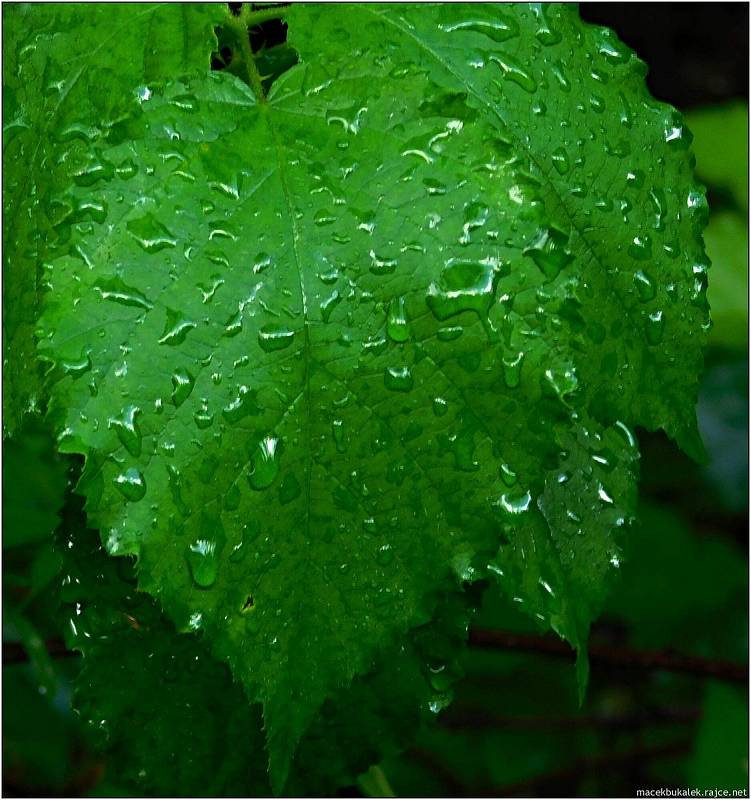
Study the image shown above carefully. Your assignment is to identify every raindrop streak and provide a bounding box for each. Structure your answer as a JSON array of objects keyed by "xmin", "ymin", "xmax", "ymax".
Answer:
[
  {"xmin": 440, "ymin": 16, "xmax": 519, "ymax": 43},
  {"xmin": 386, "ymin": 297, "xmax": 410, "ymax": 343},
  {"xmin": 108, "ymin": 405, "xmax": 142, "ymax": 457},
  {"xmin": 258, "ymin": 325, "xmax": 295, "ymax": 352},
  {"xmin": 186, "ymin": 539, "xmax": 219, "ymax": 588},
  {"xmin": 248, "ymin": 436, "xmax": 281, "ymax": 490},
  {"xmin": 113, "ymin": 467, "xmax": 146, "ymax": 502},
  {"xmin": 384, "ymin": 366, "xmax": 414, "ymax": 392},
  {"xmin": 126, "ymin": 213, "xmax": 177, "ymax": 253}
]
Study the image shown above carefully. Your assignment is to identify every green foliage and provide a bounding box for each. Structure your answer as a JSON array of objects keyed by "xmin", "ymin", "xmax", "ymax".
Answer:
[{"xmin": 3, "ymin": 3, "xmax": 715, "ymax": 794}]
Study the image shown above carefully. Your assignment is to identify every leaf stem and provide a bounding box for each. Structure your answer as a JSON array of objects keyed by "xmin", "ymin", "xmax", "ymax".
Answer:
[
  {"xmin": 225, "ymin": 14, "xmax": 267, "ymax": 103},
  {"xmin": 240, "ymin": 5, "xmax": 289, "ymax": 27}
]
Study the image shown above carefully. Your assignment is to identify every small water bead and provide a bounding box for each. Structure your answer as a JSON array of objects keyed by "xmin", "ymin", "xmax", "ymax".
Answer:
[
  {"xmin": 633, "ymin": 270, "xmax": 656, "ymax": 302},
  {"xmin": 62, "ymin": 351, "xmax": 93, "ymax": 378},
  {"xmin": 108, "ymin": 405, "xmax": 142, "ymax": 457},
  {"xmin": 257, "ymin": 325, "xmax": 295, "ymax": 353},
  {"xmin": 171, "ymin": 369, "xmax": 195, "ymax": 407},
  {"xmin": 186, "ymin": 539, "xmax": 219, "ymax": 588},
  {"xmin": 502, "ymin": 351, "xmax": 524, "ymax": 389},
  {"xmin": 499, "ymin": 463, "xmax": 517, "ymax": 487},
  {"xmin": 113, "ymin": 467, "xmax": 146, "ymax": 502},
  {"xmin": 437, "ymin": 326, "xmax": 463, "ymax": 341},
  {"xmin": 386, "ymin": 296, "xmax": 410, "ymax": 343},
  {"xmin": 551, "ymin": 146, "xmax": 570, "ymax": 175},
  {"xmin": 332, "ymin": 419, "xmax": 346, "ymax": 452},
  {"xmin": 193, "ymin": 399, "xmax": 214, "ymax": 429},
  {"xmin": 384, "ymin": 365, "xmax": 414, "ymax": 392},
  {"xmin": 645, "ymin": 310, "xmax": 665, "ymax": 345},
  {"xmin": 628, "ymin": 235, "xmax": 652, "ymax": 261},
  {"xmin": 376, "ymin": 543, "xmax": 394, "ymax": 567},
  {"xmin": 369, "ymin": 250, "xmax": 398, "ymax": 275},
  {"xmin": 248, "ymin": 436, "xmax": 281, "ymax": 490},
  {"xmin": 432, "ymin": 396, "xmax": 448, "ymax": 416}
]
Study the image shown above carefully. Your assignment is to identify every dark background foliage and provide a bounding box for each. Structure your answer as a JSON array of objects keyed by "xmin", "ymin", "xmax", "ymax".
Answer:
[{"xmin": 3, "ymin": 4, "xmax": 748, "ymax": 797}]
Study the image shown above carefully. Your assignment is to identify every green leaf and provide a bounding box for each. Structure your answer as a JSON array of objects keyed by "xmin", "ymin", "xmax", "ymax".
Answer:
[
  {"xmin": 2, "ymin": 3, "xmax": 224, "ymax": 435},
  {"xmin": 15, "ymin": 3, "xmax": 709, "ymax": 788}
]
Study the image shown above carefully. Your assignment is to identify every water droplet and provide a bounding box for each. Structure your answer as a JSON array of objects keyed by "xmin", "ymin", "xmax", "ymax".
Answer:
[
  {"xmin": 544, "ymin": 366, "xmax": 578, "ymax": 399},
  {"xmin": 646, "ymin": 310, "xmax": 664, "ymax": 345},
  {"xmin": 502, "ymin": 351, "xmax": 524, "ymax": 389},
  {"xmin": 95, "ymin": 277, "xmax": 152, "ymax": 310},
  {"xmin": 386, "ymin": 296, "xmax": 410, "ymax": 343},
  {"xmin": 628, "ymin": 235, "xmax": 652, "ymax": 261},
  {"xmin": 126, "ymin": 213, "xmax": 176, "ymax": 253},
  {"xmin": 159, "ymin": 309, "xmax": 195, "ymax": 346},
  {"xmin": 498, "ymin": 489, "xmax": 531, "ymax": 515},
  {"xmin": 194, "ymin": 399, "xmax": 214, "ymax": 429},
  {"xmin": 523, "ymin": 227, "xmax": 573, "ymax": 280},
  {"xmin": 426, "ymin": 258, "xmax": 500, "ymax": 321},
  {"xmin": 222, "ymin": 386, "xmax": 259, "ymax": 424},
  {"xmin": 433, "ymin": 397, "xmax": 448, "ymax": 416},
  {"xmin": 320, "ymin": 290, "xmax": 342, "ymax": 322},
  {"xmin": 489, "ymin": 54, "xmax": 537, "ymax": 92},
  {"xmin": 171, "ymin": 369, "xmax": 195, "ymax": 407},
  {"xmin": 369, "ymin": 250, "xmax": 398, "ymax": 275},
  {"xmin": 441, "ymin": 16, "xmax": 519, "ymax": 43},
  {"xmin": 551, "ymin": 146, "xmax": 570, "ymax": 175},
  {"xmin": 258, "ymin": 325, "xmax": 295, "ymax": 352},
  {"xmin": 113, "ymin": 467, "xmax": 146, "ymax": 502},
  {"xmin": 186, "ymin": 538, "xmax": 219, "ymax": 588},
  {"xmin": 633, "ymin": 270, "xmax": 656, "ymax": 302},
  {"xmin": 500, "ymin": 463, "xmax": 517, "ymax": 487},
  {"xmin": 459, "ymin": 201, "xmax": 489, "ymax": 244},
  {"xmin": 376, "ymin": 543, "xmax": 394, "ymax": 566},
  {"xmin": 248, "ymin": 436, "xmax": 281, "ymax": 490},
  {"xmin": 384, "ymin": 366, "xmax": 414, "ymax": 392},
  {"xmin": 108, "ymin": 405, "xmax": 142, "ymax": 457},
  {"xmin": 332, "ymin": 419, "xmax": 346, "ymax": 452}
]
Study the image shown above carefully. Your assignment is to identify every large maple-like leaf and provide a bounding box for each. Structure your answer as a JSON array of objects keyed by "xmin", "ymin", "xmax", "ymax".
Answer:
[{"xmin": 5, "ymin": 3, "xmax": 709, "ymax": 789}]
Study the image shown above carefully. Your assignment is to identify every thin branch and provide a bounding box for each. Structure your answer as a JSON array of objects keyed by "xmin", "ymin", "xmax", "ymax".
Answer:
[{"xmin": 469, "ymin": 628, "xmax": 749, "ymax": 685}]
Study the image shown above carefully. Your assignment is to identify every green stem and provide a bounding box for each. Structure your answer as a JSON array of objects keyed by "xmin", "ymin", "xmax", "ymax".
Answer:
[
  {"xmin": 358, "ymin": 765, "xmax": 395, "ymax": 798},
  {"xmin": 225, "ymin": 15, "xmax": 266, "ymax": 103},
  {"xmin": 241, "ymin": 5, "xmax": 289, "ymax": 27}
]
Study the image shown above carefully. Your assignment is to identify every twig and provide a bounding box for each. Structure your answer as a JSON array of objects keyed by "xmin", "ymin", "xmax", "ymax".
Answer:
[{"xmin": 469, "ymin": 628, "xmax": 748, "ymax": 685}]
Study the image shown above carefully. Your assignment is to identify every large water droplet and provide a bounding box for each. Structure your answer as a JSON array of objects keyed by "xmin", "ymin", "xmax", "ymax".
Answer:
[
  {"xmin": 386, "ymin": 297, "xmax": 410, "ymax": 343},
  {"xmin": 108, "ymin": 405, "xmax": 142, "ymax": 457},
  {"xmin": 222, "ymin": 386, "xmax": 259, "ymax": 424},
  {"xmin": 384, "ymin": 366, "xmax": 414, "ymax": 392},
  {"xmin": 95, "ymin": 277, "xmax": 152, "ymax": 310},
  {"xmin": 126, "ymin": 213, "xmax": 176, "ymax": 253},
  {"xmin": 159, "ymin": 309, "xmax": 195, "ymax": 346},
  {"xmin": 258, "ymin": 325, "xmax": 295, "ymax": 352},
  {"xmin": 186, "ymin": 538, "xmax": 219, "ymax": 588},
  {"xmin": 171, "ymin": 369, "xmax": 195, "ymax": 407},
  {"xmin": 523, "ymin": 227, "xmax": 573, "ymax": 280},
  {"xmin": 113, "ymin": 467, "xmax": 146, "ymax": 501},
  {"xmin": 426, "ymin": 258, "xmax": 499, "ymax": 321},
  {"xmin": 248, "ymin": 436, "xmax": 281, "ymax": 490}
]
